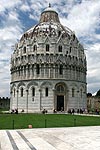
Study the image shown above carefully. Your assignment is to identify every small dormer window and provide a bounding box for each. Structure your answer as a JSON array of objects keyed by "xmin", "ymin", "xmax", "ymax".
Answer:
[
  {"xmin": 33, "ymin": 45, "xmax": 37, "ymax": 51},
  {"xmin": 73, "ymin": 34, "xmax": 75, "ymax": 41},
  {"xmin": 66, "ymin": 51, "xmax": 68, "ymax": 54},
  {"xmin": 23, "ymin": 47, "xmax": 26, "ymax": 53},
  {"xmin": 46, "ymin": 44, "xmax": 49, "ymax": 51},
  {"xmin": 58, "ymin": 45, "xmax": 62, "ymax": 52},
  {"xmin": 58, "ymin": 31, "xmax": 61, "ymax": 37}
]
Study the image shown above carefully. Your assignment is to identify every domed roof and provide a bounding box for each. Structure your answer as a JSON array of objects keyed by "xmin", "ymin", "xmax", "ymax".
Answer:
[{"xmin": 20, "ymin": 5, "xmax": 73, "ymax": 41}]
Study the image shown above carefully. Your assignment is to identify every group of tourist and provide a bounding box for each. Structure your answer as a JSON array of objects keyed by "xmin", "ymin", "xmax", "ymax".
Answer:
[
  {"xmin": 68, "ymin": 108, "xmax": 85, "ymax": 114},
  {"xmin": 11, "ymin": 108, "xmax": 18, "ymax": 114}
]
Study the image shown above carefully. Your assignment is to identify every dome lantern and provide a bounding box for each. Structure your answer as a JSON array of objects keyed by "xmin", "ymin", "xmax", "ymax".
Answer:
[{"xmin": 39, "ymin": 4, "xmax": 60, "ymax": 23}]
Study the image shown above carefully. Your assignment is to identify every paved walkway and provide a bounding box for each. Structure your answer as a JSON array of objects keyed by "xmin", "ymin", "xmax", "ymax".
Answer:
[{"xmin": 0, "ymin": 126, "xmax": 100, "ymax": 150}]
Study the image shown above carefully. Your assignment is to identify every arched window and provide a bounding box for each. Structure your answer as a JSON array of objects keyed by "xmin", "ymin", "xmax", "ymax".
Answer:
[
  {"xmin": 23, "ymin": 47, "xmax": 26, "ymax": 53},
  {"xmin": 24, "ymin": 66, "xmax": 26, "ymax": 76},
  {"xmin": 70, "ymin": 47, "xmax": 72, "ymax": 53},
  {"xmin": 45, "ymin": 87, "xmax": 48, "ymax": 97},
  {"xmin": 28, "ymin": 65, "xmax": 30, "ymax": 77},
  {"xmin": 66, "ymin": 51, "xmax": 68, "ymax": 54},
  {"xmin": 80, "ymin": 89, "xmax": 82, "ymax": 98},
  {"xmin": 72, "ymin": 88, "xmax": 75, "ymax": 97},
  {"xmin": 18, "ymin": 67, "xmax": 20, "ymax": 76},
  {"xmin": 73, "ymin": 34, "xmax": 75, "ymax": 41},
  {"xmin": 32, "ymin": 87, "xmax": 35, "ymax": 97},
  {"xmin": 33, "ymin": 45, "xmax": 37, "ymax": 51},
  {"xmin": 46, "ymin": 44, "xmax": 49, "ymax": 51},
  {"xmin": 21, "ymin": 88, "xmax": 23, "ymax": 97},
  {"xmin": 59, "ymin": 65, "xmax": 63, "ymax": 75},
  {"xmin": 58, "ymin": 45, "xmax": 62, "ymax": 52},
  {"xmin": 14, "ymin": 88, "xmax": 15, "ymax": 97},
  {"xmin": 36, "ymin": 64, "xmax": 40, "ymax": 74}
]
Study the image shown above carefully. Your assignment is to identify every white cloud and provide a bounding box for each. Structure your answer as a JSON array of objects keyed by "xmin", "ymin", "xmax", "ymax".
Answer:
[
  {"xmin": 8, "ymin": 11, "xmax": 19, "ymax": 21},
  {"xmin": 20, "ymin": 2, "xmax": 30, "ymax": 12},
  {"xmin": 0, "ymin": 0, "xmax": 22, "ymax": 12},
  {"xmin": 0, "ymin": 1, "xmax": 24, "ymax": 97},
  {"xmin": 59, "ymin": 0, "xmax": 100, "ymax": 94},
  {"xmin": 60, "ymin": 1, "xmax": 100, "ymax": 38},
  {"xmin": 86, "ymin": 42, "xmax": 100, "ymax": 93}
]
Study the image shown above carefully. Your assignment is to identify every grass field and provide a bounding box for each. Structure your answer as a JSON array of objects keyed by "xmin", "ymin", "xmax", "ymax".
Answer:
[{"xmin": 0, "ymin": 113, "xmax": 100, "ymax": 129}]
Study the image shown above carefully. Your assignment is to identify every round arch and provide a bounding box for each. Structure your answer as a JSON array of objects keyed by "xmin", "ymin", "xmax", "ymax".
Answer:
[
  {"xmin": 54, "ymin": 82, "xmax": 68, "ymax": 111},
  {"xmin": 27, "ymin": 81, "xmax": 38, "ymax": 90},
  {"xmin": 40, "ymin": 81, "xmax": 52, "ymax": 88},
  {"xmin": 17, "ymin": 82, "xmax": 26, "ymax": 89}
]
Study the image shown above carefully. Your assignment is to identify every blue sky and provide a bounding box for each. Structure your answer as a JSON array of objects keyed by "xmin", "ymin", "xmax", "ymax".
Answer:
[{"xmin": 0, "ymin": 0, "xmax": 100, "ymax": 97}]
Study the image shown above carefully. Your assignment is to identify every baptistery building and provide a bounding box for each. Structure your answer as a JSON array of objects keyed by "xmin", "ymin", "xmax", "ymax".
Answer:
[{"xmin": 10, "ymin": 5, "xmax": 87, "ymax": 113}]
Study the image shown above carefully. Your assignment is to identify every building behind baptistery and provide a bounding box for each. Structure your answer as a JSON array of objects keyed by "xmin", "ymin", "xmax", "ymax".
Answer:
[{"xmin": 10, "ymin": 5, "xmax": 87, "ymax": 113}]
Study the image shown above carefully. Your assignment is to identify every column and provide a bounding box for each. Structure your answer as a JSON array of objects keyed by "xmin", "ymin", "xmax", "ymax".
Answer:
[
  {"xmin": 17, "ymin": 90, "xmax": 19, "ymax": 109},
  {"xmin": 54, "ymin": 64, "xmax": 55, "ymax": 78},
  {"xmin": 26, "ymin": 66, "xmax": 28, "ymax": 79},
  {"xmin": 49, "ymin": 64, "xmax": 50, "ymax": 78},
  {"xmin": 22, "ymin": 66, "xmax": 24, "ymax": 79}
]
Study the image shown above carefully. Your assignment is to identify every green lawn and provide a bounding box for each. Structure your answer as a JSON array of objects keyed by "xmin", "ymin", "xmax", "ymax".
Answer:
[{"xmin": 0, "ymin": 113, "xmax": 100, "ymax": 129}]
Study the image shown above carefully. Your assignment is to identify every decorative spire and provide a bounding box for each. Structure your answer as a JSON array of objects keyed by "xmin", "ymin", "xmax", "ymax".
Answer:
[{"xmin": 49, "ymin": 3, "xmax": 51, "ymax": 7}]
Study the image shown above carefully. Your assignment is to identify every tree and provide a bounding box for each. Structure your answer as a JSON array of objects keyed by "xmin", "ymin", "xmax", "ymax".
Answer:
[
  {"xmin": 87, "ymin": 93, "xmax": 92, "ymax": 97},
  {"xmin": 96, "ymin": 89, "xmax": 100, "ymax": 97}
]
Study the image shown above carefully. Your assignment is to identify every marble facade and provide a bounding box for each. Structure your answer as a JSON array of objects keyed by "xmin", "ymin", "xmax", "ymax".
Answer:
[{"xmin": 10, "ymin": 5, "xmax": 87, "ymax": 113}]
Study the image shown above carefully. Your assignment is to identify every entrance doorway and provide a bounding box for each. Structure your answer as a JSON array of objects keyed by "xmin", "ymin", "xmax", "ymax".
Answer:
[{"xmin": 57, "ymin": 95, "xmax": 64, "ymax": 111}]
